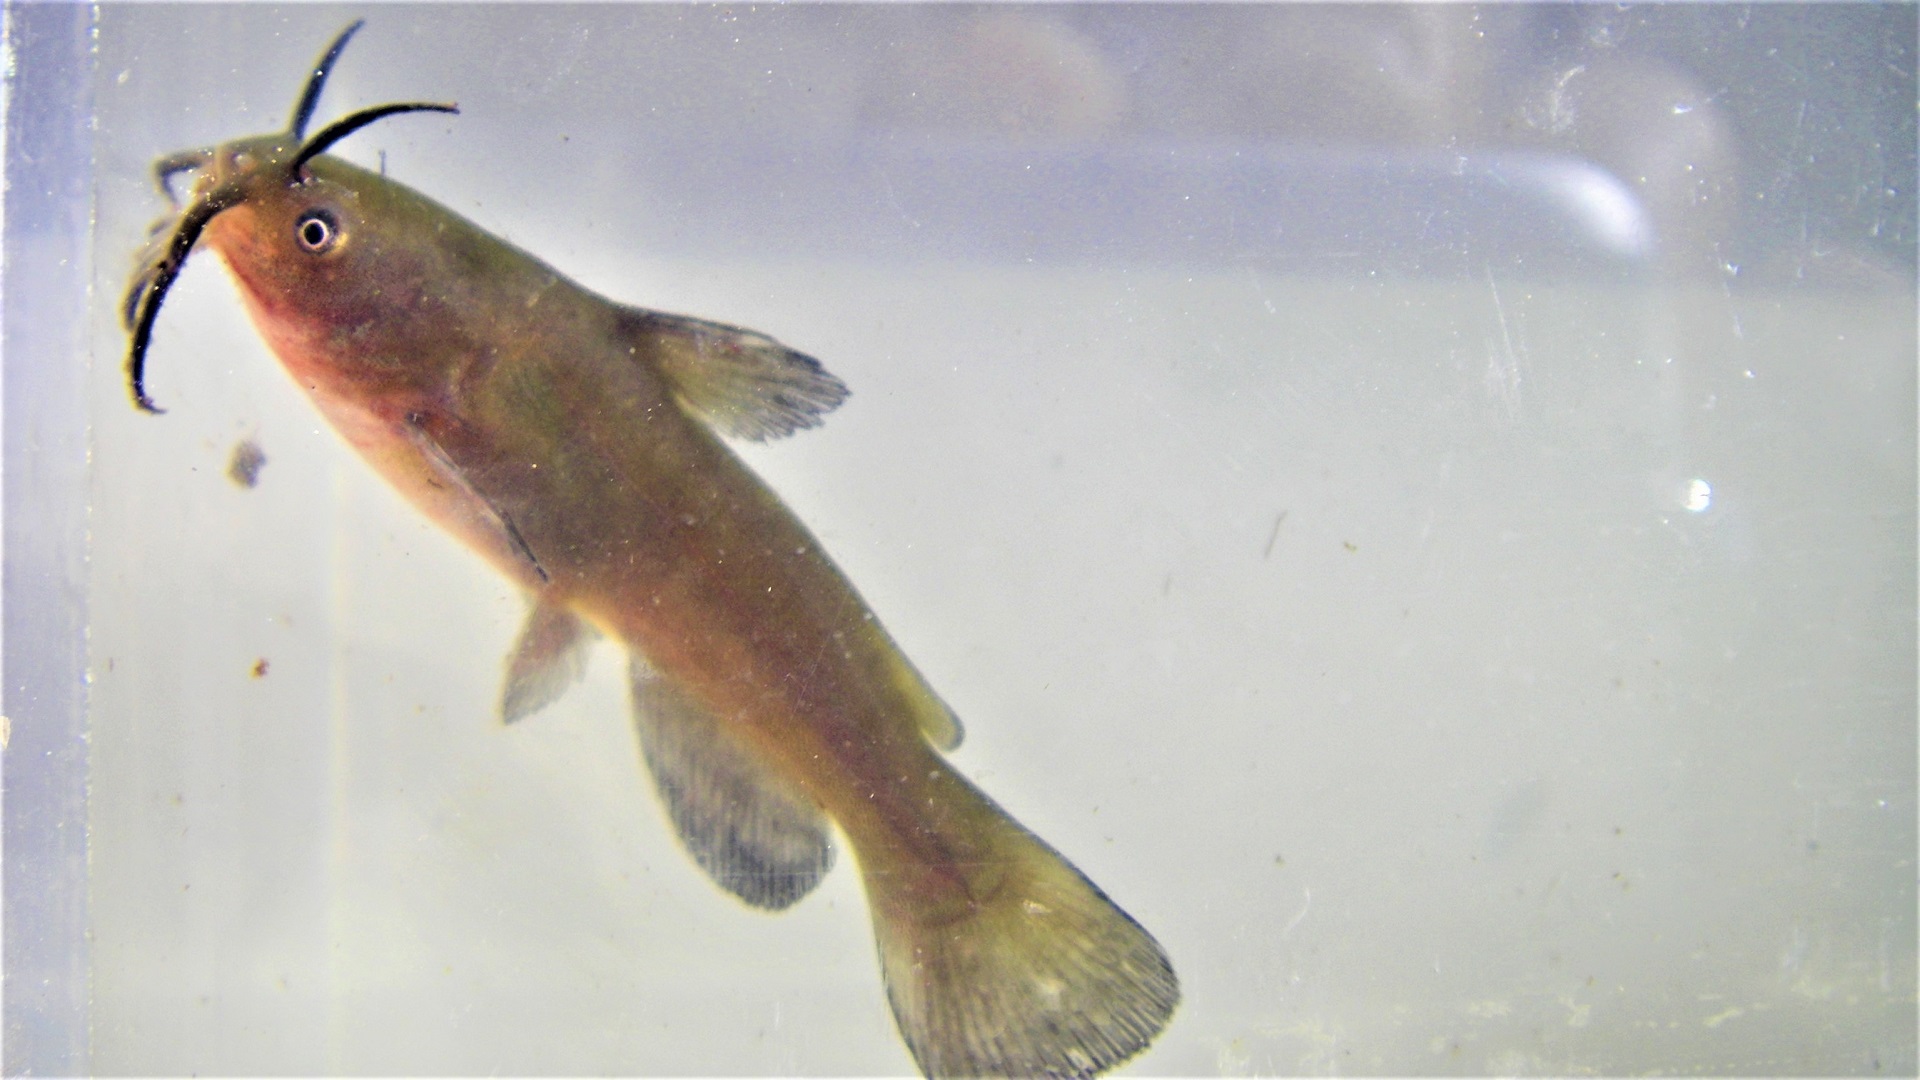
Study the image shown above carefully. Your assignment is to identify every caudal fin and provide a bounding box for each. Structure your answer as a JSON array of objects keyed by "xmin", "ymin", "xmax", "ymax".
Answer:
[{"xmin": 865, "ymin": 805, "xmax": 1178, "ymax": 1078}]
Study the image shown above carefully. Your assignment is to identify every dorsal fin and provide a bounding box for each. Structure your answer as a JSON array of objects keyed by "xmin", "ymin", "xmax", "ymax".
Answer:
[{"xmin": 621, "ymin": 308, "xmax": 848, "ymax": 441}]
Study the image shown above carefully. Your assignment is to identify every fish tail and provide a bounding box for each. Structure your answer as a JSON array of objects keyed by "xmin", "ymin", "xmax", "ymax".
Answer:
[{"xmin": 861, "ymin": 783, "xmax": 1178, "ymax": 1078}]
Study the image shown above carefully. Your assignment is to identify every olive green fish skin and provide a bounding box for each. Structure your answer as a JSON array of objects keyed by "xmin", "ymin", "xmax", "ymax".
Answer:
[{"xmin": 127, "ymin": 26, "xmax": 1177, "ymax": 1077}]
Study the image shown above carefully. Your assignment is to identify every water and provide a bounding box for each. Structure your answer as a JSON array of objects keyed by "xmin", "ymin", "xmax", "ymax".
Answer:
[{"xmin": 33, "ymin": 4, "xmax": 1918, "ymax": 1074}]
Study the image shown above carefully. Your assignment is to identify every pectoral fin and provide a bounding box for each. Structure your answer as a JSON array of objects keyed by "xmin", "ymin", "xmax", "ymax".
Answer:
[
  {"xmin": 622, "ymin": 308, "xmax": 849, "ymax": 442},
  {"xmin": 500, "ymin": 599, "xmax": 594, "ymax": 723},
  {"xmin": 403, "ymin": 413, "xmax": 549, "ymax": 584},
  {"xmin": 628, "ymin": 657, "xmax": 834, "ymax": 909}
]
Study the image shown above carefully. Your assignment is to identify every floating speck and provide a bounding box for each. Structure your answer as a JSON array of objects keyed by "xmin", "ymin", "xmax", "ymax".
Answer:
[{"xmin": 228, "ymin": 439, "xmax": 267, "ymax": 488}]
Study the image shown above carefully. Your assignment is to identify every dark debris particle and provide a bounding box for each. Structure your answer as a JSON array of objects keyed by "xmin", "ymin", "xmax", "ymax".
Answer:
[{"xmin": 228, "ymin": 439, "xmax": 267, "ymax": 488}]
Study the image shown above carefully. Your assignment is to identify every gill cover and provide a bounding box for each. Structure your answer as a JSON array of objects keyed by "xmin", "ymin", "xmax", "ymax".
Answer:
[{"xmin": 123, "ymin": 20, "xmax": 457, "ymax": 413}]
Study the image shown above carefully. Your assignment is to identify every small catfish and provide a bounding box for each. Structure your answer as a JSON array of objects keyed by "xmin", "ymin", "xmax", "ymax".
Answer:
[{"xmin": 124, "ymin": 23, "xmax": 1176, "ymax": 1077}]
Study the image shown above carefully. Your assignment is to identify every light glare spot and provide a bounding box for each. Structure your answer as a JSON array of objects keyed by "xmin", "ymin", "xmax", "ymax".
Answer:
[{"xmin": 1685, "ymin": 478, "xmax": 1713, "ymax": 513}]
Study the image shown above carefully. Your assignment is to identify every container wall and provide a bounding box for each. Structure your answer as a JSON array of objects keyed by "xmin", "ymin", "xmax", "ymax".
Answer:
[
  {"xmin": 4, "ymin": 3, "xmax": 95, "ymax": 1073},
  {"xmin": 76, "ymin": 5, "xmax": 1915, "ymax": 1075}
]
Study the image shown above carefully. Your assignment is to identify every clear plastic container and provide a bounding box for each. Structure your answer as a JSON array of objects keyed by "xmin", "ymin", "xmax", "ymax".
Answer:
[{"xmin": 9, "ymin": 5, "xmax": 1913, "ymax": 1074}]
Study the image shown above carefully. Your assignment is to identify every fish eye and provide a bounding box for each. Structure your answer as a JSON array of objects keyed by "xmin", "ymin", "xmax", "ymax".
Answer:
[{"xmin": 294, "ymin": 208, "xmax": 341, "ymax": 254}]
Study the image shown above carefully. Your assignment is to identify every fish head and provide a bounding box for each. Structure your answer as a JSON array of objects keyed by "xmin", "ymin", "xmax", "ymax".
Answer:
[{"xmin": 123, "ymin": 19, "xmax": 457, "ymax": 413}]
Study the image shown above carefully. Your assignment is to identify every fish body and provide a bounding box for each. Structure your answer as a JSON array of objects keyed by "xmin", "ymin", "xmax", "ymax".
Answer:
[{"xmin": 125, "ymin": 23, "xmax": 1176, "ymax": 1076}]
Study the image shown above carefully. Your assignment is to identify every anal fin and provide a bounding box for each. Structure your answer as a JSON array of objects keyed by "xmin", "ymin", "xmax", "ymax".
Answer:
[
  {"xmin": 628, "ymin": 657, "xmax": 834, "ymax": 910},
  {"xmin": 500, "ymin": 599, "xmax": 594, "ymax": 723}
]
